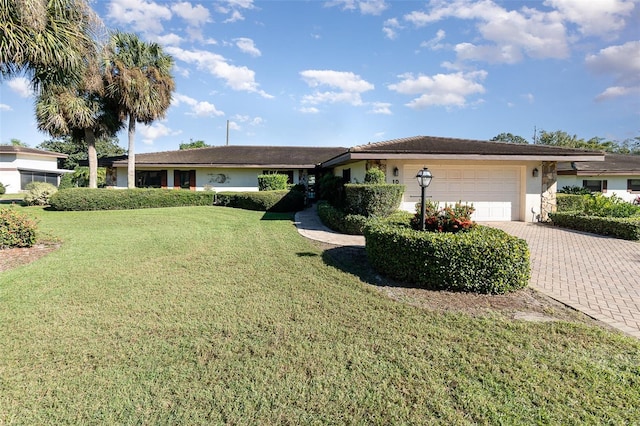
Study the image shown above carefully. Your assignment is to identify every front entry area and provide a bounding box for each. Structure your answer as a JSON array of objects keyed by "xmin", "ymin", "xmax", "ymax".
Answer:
[{"xmin": 402, "ymin": 165, "xmax": 522, "ymax": 221}]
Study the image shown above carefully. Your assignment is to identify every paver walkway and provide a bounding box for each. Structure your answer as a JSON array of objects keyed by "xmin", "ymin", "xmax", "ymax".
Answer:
[{"xmin": 294, "ymin": 206, "xmax": 640, "ymax": 339}]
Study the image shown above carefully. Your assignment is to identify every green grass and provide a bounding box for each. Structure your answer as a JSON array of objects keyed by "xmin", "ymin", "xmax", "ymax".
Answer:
[{"xmin": 1, "ymin": 206, "xmax": 639, "ymax": 424}]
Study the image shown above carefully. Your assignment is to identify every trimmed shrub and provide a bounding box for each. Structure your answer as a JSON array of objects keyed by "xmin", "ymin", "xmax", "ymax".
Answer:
[
  {"xmin": 0, "ymin": 182, "xmax": 5, "ymax": 195},
  {"xmin": 557, "ymin": 193, "xmax": 588, "ymax": 212},
  {"xmin": 364, "ymin": 167, "xmax": 386, "ymax": 184},
  {"xmin": 49, "ymin": 188, "xmax": 215, "ymax": 211},
  {"xmin": 583, "ymin": 193, "xmax": 640, "ymax": 218},
  {"xmin": 364, "ymin": 222, "xmax": 530, "ymax": 294},
  {"xmin": 549, "ymin": 212, "xmax": 640, "ymax": 241},
  {"xmin": 344, "ymin": 184, "xmax": 404, "ymax": 217},
  {"xmin": 215, "ymin": 190, "xmax": 305, "ymax": 213},
  {"xmin": 317, "ymin": 201, "xmax": 369, "ymax": 235},
  {"xmin": 58, "ymin": 173, "xmax": 76, "ymax": 190},
  {"xmin": 23, "ymin": 182, "xmax": 58, "ymax": 206},
  {"xmin": 258, "ymin": 174, "xmax": 289, "ymax": 191},
  {"xmin": 0, "ymin": 208, "xmax": 38, "ymax": 248}
]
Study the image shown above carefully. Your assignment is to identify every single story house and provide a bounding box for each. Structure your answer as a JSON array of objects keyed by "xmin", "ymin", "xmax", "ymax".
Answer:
[
  {"xmin": 110, "ymin": 145, "xmax": 348, "ymax": 195},
  {"xmin": 558, "ymin": 153, "xmax": 640, "ymax": 203},
  {"xmin": 0, "ymin": 145, "xmax": 70, "ymax": 194},
  {"xmin": 109, "ymin": 135, "xmax": 605, "ymax": 222}
]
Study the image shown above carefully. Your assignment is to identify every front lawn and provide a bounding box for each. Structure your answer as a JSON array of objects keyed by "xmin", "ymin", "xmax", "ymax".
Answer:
[{"xmin": 1, "ymin": 206, "xmax": 638, "ymax": 424}]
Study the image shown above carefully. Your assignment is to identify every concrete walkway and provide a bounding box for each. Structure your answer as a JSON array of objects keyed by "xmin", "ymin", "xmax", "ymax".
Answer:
[{"xmin": 294, "ymin": 206, "xmax": 640, "ymax": 339}]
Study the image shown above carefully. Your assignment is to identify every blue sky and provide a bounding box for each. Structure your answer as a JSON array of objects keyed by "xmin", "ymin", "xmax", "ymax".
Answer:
[{"xmin": 1, "ymin": 0, "xmax": 639, "ymax": 153}]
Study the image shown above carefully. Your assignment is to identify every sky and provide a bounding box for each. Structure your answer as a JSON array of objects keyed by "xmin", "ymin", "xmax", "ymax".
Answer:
[{"xmin": 1, "ymin": 0, "xmax": 639, "ymax": 153}]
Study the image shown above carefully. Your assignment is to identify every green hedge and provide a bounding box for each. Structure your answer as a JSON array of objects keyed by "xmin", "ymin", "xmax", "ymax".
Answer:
[
  {"xmin": 49, "ymin": 188, "xmax": 215, "ymax": 211},
  {"xmin": 557, "ymin": 194, "xmax": 588, "ymax": 212},
  {"xmin": 364, "ymin": 222, "xmax": 530, "ymax": 294},
  {"xmin": 257, "ymin": 174, "xmax": 289, "ymax": 191},
  {"xmin": 549, "ymin": 212, "xmax": 640, "ymax": 240},
  {"xmin": 215, "ymin": 190, "xmax": 305, "ymax": 213},
  {"xmin": 317, "ymin": 201, "xmax": 368, "ymax": 235},
  {"xmin": 344, "ymin": 184, "xmax": 404, "ymax": 217}
]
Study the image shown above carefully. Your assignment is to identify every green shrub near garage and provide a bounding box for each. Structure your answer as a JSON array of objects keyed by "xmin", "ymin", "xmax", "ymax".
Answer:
[
  {"xmin": 257, "ymin": 174, "xmax": 289, "ymax": 191},
  {"xmin": 344, "ymin": 183, "xmax": 404, "ymax": 217},
  {"xmin": 364, "ymin": 221, "xmax": 530, "ymax": 294},
  {"xmin": 215, "ymin": 189, "xmax": 305, "ymax": 213},
  {"xmin": 549, "ymin": 212, "xmax": 640, "ymax": 241},
  {"xmin": 49, "ymin": 188, "xmax": 215, "ymax": 211},
  {"xmin": 556, "ymin": 193, "xmax": 588, "ymax": 212}
]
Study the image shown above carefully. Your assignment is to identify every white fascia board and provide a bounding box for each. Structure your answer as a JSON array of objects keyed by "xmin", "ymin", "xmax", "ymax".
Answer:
[
  {"xmin": 346, "ymin": 153, "xmax": 606, "ymax": 162},
  {"xmin": 115, "ymin": 164, "xmax": 317, "ymax": 169}
]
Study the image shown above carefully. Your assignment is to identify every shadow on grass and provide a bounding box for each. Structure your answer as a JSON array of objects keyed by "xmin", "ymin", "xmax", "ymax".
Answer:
[
  {"xmin": 260, "ymin": 211, "xmax": 295, "ymax": 221},
  {"xmin": 321, "ymin": 245, "xmax": 419, "ymax": 289}
]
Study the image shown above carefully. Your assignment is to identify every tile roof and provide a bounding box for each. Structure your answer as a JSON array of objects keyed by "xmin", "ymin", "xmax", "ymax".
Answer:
[
  {"xmin": 111, "ymin": 145, "xmax": 348, "ymax": 168},
  {"xmin": 349, "ymin": 135, "xmax": 604, "ymax": 156},
  {"xmin": 558, "ymin": 153, "xmax": 640, "ymax": 175},
  {"xmin": 0, "ymin": 145, "xmax": 68, "ymax": 158}
]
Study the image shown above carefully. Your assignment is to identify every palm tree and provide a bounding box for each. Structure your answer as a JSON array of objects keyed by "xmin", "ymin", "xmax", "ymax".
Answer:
[
  {"xmin": 36, "ymin": 54, "xmax": 122, "ymax": 188},
  {"xmin": 0, "ymin": 0, "xmax": 99, "ymax": 90},
  {"xmin": 104, "ymin": 32, "xmax": 175, "ymax": 189}
]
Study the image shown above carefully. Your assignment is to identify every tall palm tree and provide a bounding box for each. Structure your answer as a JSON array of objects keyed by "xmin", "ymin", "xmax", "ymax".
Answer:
[
  {"xmin": 36, "ymin": 54, "xmax": 122, "ymax": 188},
  {"xmin": 104, "ymin": 32, "xmax": 175, "ymax": 189},
  {"xmin": 0, "ymin": 0, "xmax": 100, "ymax": 90}
]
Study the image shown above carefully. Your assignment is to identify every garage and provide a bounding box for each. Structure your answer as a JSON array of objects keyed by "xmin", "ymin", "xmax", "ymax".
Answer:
[{"xmin": 403, "ymin": 165, "xmax": 522, "ymax": 221}]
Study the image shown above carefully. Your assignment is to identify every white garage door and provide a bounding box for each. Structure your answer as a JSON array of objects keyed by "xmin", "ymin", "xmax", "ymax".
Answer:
[{"xmin": 403, "ymin": 166, "xmax": 521, "ymax": 221}]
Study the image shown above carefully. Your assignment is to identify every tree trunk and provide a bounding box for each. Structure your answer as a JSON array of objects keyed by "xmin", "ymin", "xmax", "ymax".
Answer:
[
  {"xmin": 127, "ymin": 115, "xmax": 136, "ymax": 189},
  {"xmin": 86, "ymin": 129, "xmax": 98, "ymax": 189}
]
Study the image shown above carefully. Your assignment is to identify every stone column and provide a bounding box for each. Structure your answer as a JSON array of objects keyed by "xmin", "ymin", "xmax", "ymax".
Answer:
[{"xmin": 540, "ymin": 161, "xmax": 557, "ymax": 222}]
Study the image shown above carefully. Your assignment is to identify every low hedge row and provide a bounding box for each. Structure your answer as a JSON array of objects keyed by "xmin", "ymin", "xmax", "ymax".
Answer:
[
  {"xmin": 364, "ymin": 222, "xmax": 530, "ymax": 294},
  {"xmin": 549, "ymin": 212, "xmax": 640, "ymax": 240},
  {"xmin": 317, "ymin": 201, "xmax": 368, "ymax": 235},
  {"xmin": 49, "ymin": 188, "xmax": 215, "ymax": 211},
  {"xmin": 215, "ymin": 190, "xmax": 305, "ymax": 213}
]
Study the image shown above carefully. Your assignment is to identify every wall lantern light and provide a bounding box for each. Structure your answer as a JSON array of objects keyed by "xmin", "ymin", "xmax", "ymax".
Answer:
[
  {"xmin": 532, "ymin": 167, "xmax": 539, "ymax": 177},
  {"xmin": 393, "ymin": 167, "xmax": 399, "ymax": 177},
  {"xmin": 416, "ymin": 167, "xmax": 433, "ymax": 231}
]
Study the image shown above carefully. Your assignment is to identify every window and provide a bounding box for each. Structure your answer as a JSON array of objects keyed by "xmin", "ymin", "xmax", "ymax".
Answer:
[
  {"xmin": 173, "ymin": 170, "xmax": 195, "ymax": 190},
  {"xmin": 582, "ymin": 179, "xmax": 607, "ymax": 193},
  {"xmin": 136, "ymin": 171, "xmax": 164, "ymax": 188},
  {"xmin": 628, "ymin": 179, "xmax": 640, "ymax": 192},
  {"xmin": 20, "ymin": 171, "xmax": 59, "ymax": 189},
  {"xmin": 342, "ymin": 168, "xmax": 351, "ymax": 183}
]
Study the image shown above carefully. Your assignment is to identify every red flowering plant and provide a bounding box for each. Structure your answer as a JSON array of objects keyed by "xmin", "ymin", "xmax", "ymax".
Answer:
[{"xmin": 411, "ymin": 200, "xmax": 476, "ymax": 233}]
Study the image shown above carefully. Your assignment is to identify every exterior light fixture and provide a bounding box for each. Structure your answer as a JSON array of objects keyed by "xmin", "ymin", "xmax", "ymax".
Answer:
[
  {"xmin": 416, "ymin": 167, "xmax": 433, "ymax": 231},
  {"xmin": 393, "ymin": 167, "xmax": 399, "ymax": 177},
  {"xmin": 532, "ymin": 167, "xmax": 539, "ymax": 177}
]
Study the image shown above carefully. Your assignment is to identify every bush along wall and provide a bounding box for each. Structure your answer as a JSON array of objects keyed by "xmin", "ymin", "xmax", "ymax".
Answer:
[
  {"xmin": 257, "ymin": 174, "xmax": 289, "ymax": 191},
  {"xmin": 556, "ymin": 194, "xmax": 589, "ymax": 212},
  {"xmin": 215, "ymin": 189, "xmax": 305, "ymax": 213},
  {"xmin": 549, "ymin": 212, "xmax": 640, "ymax": 241},
  {"xmin": 344, "ymin": 184, "xmax": 405, "ymax": 217},
  {"xmin": 50, "ymin": 188, "xmax": 216, "ymax": 211},
  {"xmin": 364, "ymin": 222, "xmax": 530, "ymax": 294}
]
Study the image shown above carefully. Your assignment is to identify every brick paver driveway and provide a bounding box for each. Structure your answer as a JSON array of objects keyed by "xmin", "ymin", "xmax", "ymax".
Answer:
[{"xmin": 485, "ymin": 222, "xmax": 640, "ymax": 339}]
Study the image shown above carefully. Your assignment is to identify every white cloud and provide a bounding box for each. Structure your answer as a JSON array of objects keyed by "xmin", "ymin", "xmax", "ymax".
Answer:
[
  {"xmin": 165, "ymin": 46, "xmax": 272, "ymax": 98},
  {"xmin": 139, "ymin": 122, "xmax": 180, "ymax": 145},
  {"xmin": 299, "ymin": 107, "xmax": 320, "ymax": 114},
  {"xmin": 420, "ymin": 29, "xmax": 446, "ymax": 50},
  {"xmin": 388, "ymin": 70, "xmax": 487, "ymax": 108},
  {"xmin": 404, "ymin": 0, "xmax": 569, "ymax": 63},
  {"xmin": 215, "ymin": 0, "xmax": 255, "ymax": 23},
  {"xmin": 171, "ymin": 2, "xmax": 211, "ymax": 27},
  {"xmin": 586, "ymin": 40, "xmax": 640, "ymax": 101},
  {"xmin": 300, "ymin": 70, "xmax": 374, "ymax": 106},
  {"xmin": 383, "ymin": 18, "xmax": 402, "ymax": 40},
  {"xmin": 232, "ymin": 114, "xmax": 264, "ymax": 126},
  {"xmin": 523, "ymin": 93, "xmax": 535, "ymax": 104},
  {"xmin": 0, "ymin": 104, "xmax": 12, "ymax": 111},
  {"xmin": 154, "ymin": 33, "xmax": 183, "ymax": 46},
  {"xmin": 235, "ymin": 38, "xmax": 261, "ymax": 57},
  {"xmin": 8, "ymin": 77, "xmax": 32, "ymax": 98},
  {"xmin": 545, "ymin": 0, "xmax": 635, "ymax": 38},
  {"xmin": 326, "ymin": 0, "xmax": 388, "ymax": 15},
  {"xmin": 106, "ymin": 0, "xmax": 171, "ymax": 34},
  {"xmin": 172, "ymin": 93, "xmax": 224, "ymax": 117},
  {"xmin": 369, "ymin": 102, "xmax": 392, "ymax": 115}
]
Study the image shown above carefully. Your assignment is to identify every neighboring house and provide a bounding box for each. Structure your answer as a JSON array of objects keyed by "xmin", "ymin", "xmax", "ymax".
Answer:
[
  {"xmin": 320, "ymin": 136, "xmax": 604, "ymax": 222},
  {"xmin": 557, "ymin": 154, "xmax": 640, "ymax": 203},
  {"xmin": 110, "ymin": 135, "xmax": 605, "ymax": 223},
  {"xmin": 0, "ymin": 146, "xmax": 70, "ymax": 194},
  {"xmin": 109, "ymin": 145, "xmax": 348, "ymax": 195}
]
